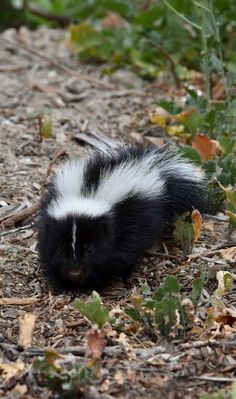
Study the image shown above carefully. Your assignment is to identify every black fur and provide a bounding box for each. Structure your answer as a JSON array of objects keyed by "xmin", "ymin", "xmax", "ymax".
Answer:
[{"xmin": 38, "ymin": 145, "xmax": 205, "ymax": 292}]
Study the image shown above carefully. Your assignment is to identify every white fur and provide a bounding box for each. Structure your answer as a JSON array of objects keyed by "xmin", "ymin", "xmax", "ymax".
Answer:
[
  {"xmin": 159, "ymin": 157, "xmax": 203, "ymax": 182},
  {"xmin": 55, "ymin": 160, "xmax": 86, "ymax": 198},
  {"xmin": 95, "ymin": 159, "xmax": 165, "ymax": 204},
  {"xmin": 48, "ymin": 196, "xmax": 111, "ymax": 219},
  {"xmin": 47, "ymin": 148, "xmax": 203, "ymax": 219},
  {"xmin": 72, "ymin": 220, "xmax": 77, "ymax": 259}
]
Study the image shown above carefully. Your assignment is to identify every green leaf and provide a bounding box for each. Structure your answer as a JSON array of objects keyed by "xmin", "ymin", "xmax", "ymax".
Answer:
[
  {"xmin": 124, "ymin": 307, "xmax": 141, "ymax": 322},
  {"xmin": 173, "ymin": 220, "xmax": 194, "ymax": 255},
  {"xmin": 203, "ymin": 160, "xmax": 217, "ymax": 176},
  {"xmin": 154, "ymin": 297, "xmax": 181, "ymax": 337},
  {"xmin": 134, "ymin": 5, "xmax": 163, "ymax": 28},
  {"xmin": 190, "ymin": 277, "xmax": 204, "ymax": 307},
  {"xmin": 153, "ymin": 275, "xmax": 180, "ymax": 301},
  {"xmin": 141, "ymin": 281, "xmax": 151, "ymax": 295},
  {"xmin": 156, "ymin": 99, "xmax": 182, "ymax": 114},
  {"xmin": 163, "ymin": 275, "xmax": 180, "ymax": 294},
  {"xmin": 179, "ymin": 147, "xmax": 202, "ymax": 165},
  {"xmin": 74, "ymin": 291, "xmax": 109, "ymax": 328},
  {"xmin": 232, "ymin": 382, "xmax": 236, "ymax": 399},
  {"xmin": 217, "ymin": 180, "xmax": 236, "ymax": 207},
  {"xmin": 41, "ymin": 115, "xmax": 52, "ymax": 139},
  {"xmin": 225, "ymin": 210, "xmax": 236, "ymax": 228}
]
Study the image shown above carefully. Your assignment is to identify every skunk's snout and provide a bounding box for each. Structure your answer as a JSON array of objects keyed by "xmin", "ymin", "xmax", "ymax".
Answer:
[
  {"xmin": 67, "ymin": 268, "xmax": 81, "ymax": 279},
  {"xmin": 63, "ymin": 262, "xmax": 90, "ymax": 282}
]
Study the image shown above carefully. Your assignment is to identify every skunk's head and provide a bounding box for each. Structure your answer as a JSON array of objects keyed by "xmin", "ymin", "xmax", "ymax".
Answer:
[{"xmin": 38, "ymin": 212, "xmax": 114, "ymax": 288}]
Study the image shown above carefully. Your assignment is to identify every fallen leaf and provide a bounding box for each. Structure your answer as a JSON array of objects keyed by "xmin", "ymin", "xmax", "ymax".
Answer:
[
  {"xmin": 12, "ymin": 384, "xmax": 27, "ymax": 395},
  {"xmin": 18, "ymin": 313, "xmax": 36, "ymax": 348},
  {"xmin": 100, "ymin": 379, "xmax": 110, "ymax": 392},
  {"xmin": 0, "ymin": 361, "xmax": 25, "ymax": 382},
  {"xmin": 191, "ymin": 209, "xmax": 203, "ymax": 242},
  {"xmin": 215, "ymin": 271, "xmax": 234, "ymax": 297},
  {"xmin": 145, "ymin": 136, "xmax": 165, "ymax": 147},
  {"xmin": 192, "ymin": 134, "xmax": 217, "ymax": 161},
  {"xmin": 203, "ymin": 221, "xmax": 215, "ymax": 232},
  {"xmin": 166, "ymin": 125, "xmax": 185, "ymax": 136},
  {"xmin": 114, "ymin": 370, "xmax": 125, "ymax": 385},
  {"xmin": 101, "ymin": 11, "xmax": 128, "ymax": 28},
  {"xmin": 148, "ymin": 107, "xmax": 171, "ymax": 127},
  {"xmin": 175, "ymin": 108, "xmax": 196, "ymax": 123},
  {"xmin": 86, "ymin": 329, "xmax": 107, "ymax": 359},
  {"xmin": 129, "ymin": 131, "xmax": 144, "ymax": 144},
  {"xmin": 219, "ymin": 246, "xmax": 236, "ymax": 261}
]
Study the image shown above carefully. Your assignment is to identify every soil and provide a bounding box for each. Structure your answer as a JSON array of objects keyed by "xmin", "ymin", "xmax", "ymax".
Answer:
[{"xmin": 0, "ymin": 27, "xmax": 235, "ymax": 399}]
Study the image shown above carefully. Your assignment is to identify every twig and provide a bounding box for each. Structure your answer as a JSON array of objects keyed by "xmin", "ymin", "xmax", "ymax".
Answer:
[
  {"xmin": 27, "ymin": 3, "xmax": 71, "ymax": 27},
  {"xmin": 1, "ymin": 203, "xmax": 40, "ymax": 228},
  {"xmin": 0, "ymin": 297, "xmax": 39, "ymax": 306},
  {"xmin": 0, "ymin": 36, "xmax": 116, "ymax": 90},
  {"xmin": 203, "ymin": 213, "xmax": 228, "ymax": 222},
  {"xmin": 212, "ymin": 242, "xmax": 236, "ymax": 250},
  {"xmin": 0, "ymin": 223, "xmax": 34, "ymax": 237},
  {"xmin": 147, "ymin": 37, "xmax": 181, "ymax": 88},
  {"xmin": 40, "ymin": 148, "xmax": 67, "ymax": 191},
  {"xmin": 23, "ymin": 345, "xmax": 165, "ymax": 358},
  {"xmin": 192, "ymin": 376, "xmax": 236, "ymax": 382},
  {"xmin": 0, "ymin": 64, "xmax": 29, "ymax": 72}
]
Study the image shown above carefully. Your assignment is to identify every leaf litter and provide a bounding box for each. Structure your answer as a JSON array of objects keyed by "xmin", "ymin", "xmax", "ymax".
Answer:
[{"xmin": 0, "ymin": 26, "xmax": 235, "ymax": 399}]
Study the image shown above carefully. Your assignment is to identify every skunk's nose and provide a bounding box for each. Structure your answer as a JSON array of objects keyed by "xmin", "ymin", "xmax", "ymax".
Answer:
[{"xmin": 69, "ymin": 269, "xmax": 80, "ymax": 277}]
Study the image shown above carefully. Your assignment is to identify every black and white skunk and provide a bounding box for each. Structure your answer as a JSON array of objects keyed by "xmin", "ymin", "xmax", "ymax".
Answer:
[{"xmin": 38, "ymin": 144, "xmax": 205, "ymax": 291}]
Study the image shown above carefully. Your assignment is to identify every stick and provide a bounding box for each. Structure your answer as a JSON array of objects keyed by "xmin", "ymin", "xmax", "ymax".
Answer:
[
  {"xmin": 1, "ymin": 203, "xmax": 40, "ymax": 228},
  {"xmin": 40, "ymin": 148, "xmax": 67, "ymax": 191},
  {"xmin": 0, "ymin": 297, "xmax": 39, "ymax": 306},
  {"xmin": 0, "ymin": 223, "xmax": 34, "ymax": 237},
  {"xmin": 0, "ymin": 36, "xmax": 116, "ymax": 90},
  {"xmin": 27, "ymin": 3, "xmax": 70, "ymax": 27}
]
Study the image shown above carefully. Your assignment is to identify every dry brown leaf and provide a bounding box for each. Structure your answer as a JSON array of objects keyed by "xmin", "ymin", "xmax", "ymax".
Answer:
[
  {"xmin": 203, "ymin": 221, "xmax": 215, "ymax": 232},
  {"xmin": 215, "ymin": 271, "xmax": 234, "ymax": 297},
  {"xmin": 18, "ymin": 313, "xmax": 36, "ymax": 348},
  {"xmin": 192, "ymin": 134, "xmax": 217, "ymax": 161},
  {"xmin": 147, "ymin": 356, "xmax": 166, "ymax": 366},
  {"xmin": 175, "ymin": 108, "xmax": 196, "ymax": 123},
  {"xmin": 219, "ymin": 247, "xmax": 236, "ymax": 261},
  {"xmin": 12, "ymin": 384, "xmax": 27, "ymax": 395},
  {"xmin": 145, "ymin": 136, "xmax": 166, "ymax": 147},
  {"xmin": 100, "ymin": 379, "xmax": 110, "ymax": 392},
  {"xmin": 102, "ymin": 11, "xmax": 128, "ymax": 28},
  {"xmin": 0, "ymin": 361, "xmax": 25, "ymax": 382},
  {"xmin": 191, "ymin": 209, "xmax": 203, "ymax": 242},
  {"xmin": 114, "ymin": 370, "xmax": 125, "ymax": 385},
  {"xmin": 129, "ymin": 131, "xmax": 144, "ymax": 144},
  {"xmin": 86, "ymin": 329, "xmax": 107, "ymax": 359}
]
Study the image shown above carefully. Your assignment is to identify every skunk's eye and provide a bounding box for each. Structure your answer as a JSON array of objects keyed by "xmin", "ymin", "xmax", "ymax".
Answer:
[{"xmin": 84, "ymin": 244, "xmax": 94, "ymax": 255}]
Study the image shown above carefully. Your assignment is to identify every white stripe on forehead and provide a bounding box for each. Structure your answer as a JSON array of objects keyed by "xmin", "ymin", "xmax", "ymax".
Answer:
[
  {"xmin": 72, "ymin": 219, "xmax": 77, "ymax": 259},
  {"xmin": 47, "ymin": 196, "xmax": 111, "ymax": 219}
]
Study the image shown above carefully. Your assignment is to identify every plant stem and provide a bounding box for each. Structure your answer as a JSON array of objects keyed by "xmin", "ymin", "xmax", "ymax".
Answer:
[
  {"xmin": 200, "ymin": 1, "xmax": 211, "ymax": 112},
  {"xmin": 209, "ymin": 0, "xmax": 230, "ymax": 107},
  {"xmin": 161, "ymin": 0, "xmax": 202, "ymax": 31}
]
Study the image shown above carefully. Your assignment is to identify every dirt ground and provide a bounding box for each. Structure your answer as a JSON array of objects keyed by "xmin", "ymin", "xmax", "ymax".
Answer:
[{"xmin": 0, "ymin": 27, "xmax": 236, "ymax": 399}]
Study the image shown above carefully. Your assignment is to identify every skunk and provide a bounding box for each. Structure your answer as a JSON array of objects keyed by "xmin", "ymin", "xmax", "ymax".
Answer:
[{"xmin": 38, "ymin": 144, "xmax": 205, "ymax": 291}]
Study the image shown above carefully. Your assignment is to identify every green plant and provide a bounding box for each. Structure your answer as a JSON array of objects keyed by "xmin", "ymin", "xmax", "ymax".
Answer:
[
  {"xmin": 125, "ymin": 273, "xmax": 205, "ymax": 338},
  {"xmin": 74, "ymin": 291, "xmax": 109, "ymax": 328},
  {"xmin": 33, "ymin": 350, "xmax": 94, "ymax": 398}
]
